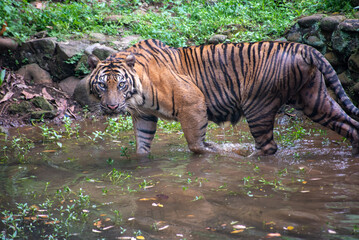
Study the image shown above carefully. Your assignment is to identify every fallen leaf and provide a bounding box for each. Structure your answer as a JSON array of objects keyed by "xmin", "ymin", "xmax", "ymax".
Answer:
[
  {"xmin": 328, "ymin": 229, "xmax": 337, "ymax": 234},
  {"xmin": 136, "ymin": 236, "xmax": 145, "ymax": 240},
  {"xmin": 22, "ymin": 90, "xmax": 39, "ymax": 99},
  {"xmin": 0, "ymin": 91, "xmax": 14, "ymax": 103},
  {"xmin": 105, "ymin": 217, "xmax": 111, "ymax": 222},
  {"xmin": 233, "ymin": 225, "xmax": 246, "ymax": 229},
  {"xmin": 302, "ymin": 181, "xmax": 307, "ymax": 184},
  {"xmin": 158, "ymin": 225, "xmax": 169, "ymax": 231},
  {"xmin": 139, "ymin": 198, "xmax": 157, "ymax": 201},
  {"xmin": 266, "ymin": 233, "xmax": 281, "ymax": 237},
  {"xmin": 42, "ymin": 88, "xmax": 54, "ymax": 101},
  {"xmin": 42, "ymin": 150, "xmax": 57, "ymax": 153},
  {"xmin": 103, "ymin": 225, "xmax": 114, "ymax": 230},
  {"xmin": 100, "ymin": 214, "xmax": 107, "ymax": 217},
  {"xmin": 231, "ymin": 229, "xmax": 244, "ymax": 234},
  {"xmin": 92, "ymin": 229, "xmax": 102, "ymax": 233},
  {"xmin": 286, "ymin": 226, "xmax": 294, "ymax": 231}
]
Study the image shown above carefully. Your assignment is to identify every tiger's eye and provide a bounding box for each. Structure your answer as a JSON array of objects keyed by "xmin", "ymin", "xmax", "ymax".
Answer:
[{"xmin": 119, "ymin": 82, "xmax": 125, "ymax": 88}]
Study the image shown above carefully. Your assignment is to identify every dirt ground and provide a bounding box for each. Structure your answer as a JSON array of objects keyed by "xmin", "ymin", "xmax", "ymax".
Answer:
[{"xmin": 0, "ymin": 70, "xmax": 83, "ymax": 129}]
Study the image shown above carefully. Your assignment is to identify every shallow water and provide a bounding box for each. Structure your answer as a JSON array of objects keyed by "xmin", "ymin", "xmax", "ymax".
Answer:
[{"xmin": 1, "ymin": 117, "xmax": 359, "ymax": 239}]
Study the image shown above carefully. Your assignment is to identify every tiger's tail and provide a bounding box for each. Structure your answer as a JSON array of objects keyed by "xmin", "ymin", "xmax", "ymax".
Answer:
[{"xmin": 310, "ymin": 47, "xmax": 359, "ymax": 120}]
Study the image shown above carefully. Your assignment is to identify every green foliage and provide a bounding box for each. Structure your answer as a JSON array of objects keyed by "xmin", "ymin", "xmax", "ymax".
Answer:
[{"xmin": 0, "ymin": 0, "xmax": 353, "ymax": 45}]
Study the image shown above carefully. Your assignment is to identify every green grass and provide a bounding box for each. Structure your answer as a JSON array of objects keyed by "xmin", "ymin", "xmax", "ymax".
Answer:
[{"xmin": 0, "ymin": 0, "xmax": 355, "ymax": 46}]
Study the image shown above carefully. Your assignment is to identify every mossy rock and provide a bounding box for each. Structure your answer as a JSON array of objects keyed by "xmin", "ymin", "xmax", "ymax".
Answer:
[
  {"xmin": 31, "ymin": 96, "xmax": 54, "ymax": 111},
  {"xmin": 8, "ymin": 101, "xmax": 33, "ymax": 114},
  {"xmin": 30, "ymin": 110, "xmax": 57, "ymax": 120}
]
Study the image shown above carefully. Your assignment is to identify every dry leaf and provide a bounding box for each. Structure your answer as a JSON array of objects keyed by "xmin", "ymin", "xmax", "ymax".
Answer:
[
  {"xmin": 158, "ymin": 225, "xmax": 169, "ymax": 231},
  {"xmin": 22, "ymin": 90, "xmax": 38, "ymax": 99},
  {"xmin": 231, "ymin": 229, "xmax": 244, "ymax": 234},
  {"xmin": 267, "ymin": 233, "xmax": 281, "ymax": 237},
  {"xmin": 286, "ymin": 226, "xmax": 294, "ymax": 231},
  {"xmin": 0, "ymin": 91, "xmax": 14, "ymax": 103},
  {"xmin": 136, "ymin": 236, "xmax": 145, "ymax": 240},
  {"xmin": 42, "ymin": 88, "xmax": 54, "ymax": 101}
]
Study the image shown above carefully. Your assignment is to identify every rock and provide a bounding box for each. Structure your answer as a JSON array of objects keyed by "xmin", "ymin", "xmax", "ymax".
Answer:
[
  {"xmin": 19, "ymin": 37, "xmax": 57, "ymax": 71},
  {"xmin": 275, "ymin": 37, "xmax": 287, "ymax": 42},
  {"xmin": 349, "ymin": 50, "xmax": 359, "ymax": 73},
  {"xmin": 324, "ymin": 52, "xmax": 340, "ymax": 67},
  {"xmin": 88, "ymin": 32, "xmax": 107, "ymax": 43},
  {"xmin": 0, "ymin": 37, "xmax": 18, "ymax": 50},
  {"xmin": 332, "ymin": 30, "xmax": 351, "ymax": 55},
  {"xmin": 84, "ymin": 43, "xmax": 117, "ymax": 60},
  {"xmin": 208, "ymin": 34, "xmax": 227, "ymax": 44},
  {"xmin": 16, "ymin": 63, "xmax": 52, "ymax": 85},
  {"xmin": 113, "ymin": 35, "xmax": 142, "ymax": 50},
  {"xmin": 287, "ymin": 32, "xmax": 302, "ymax": 42},
  {"xmin": 59, "ymin": 76, "xmax": 81, "ymax": 96},
  {"xmin": 297, "ymin": 14, "xmax": 325, "ymax": 28},
  {"xmin": 8, "ymin": 101, "xmax": 33, "ymax": 114},
  {"xmin": 305, "ymin": 35, "xmax": 325, "ymax": 48},
  {"xmin": 353, "ymin": 82, "xmax": 359, "ymax": 93},
  {"xmin": 339, "ymin": 19, "xmax": 359, "ymax": 32},
  {"xmin": 31, "ymin": 110, "xmax": 57, "ymax": 119},
  {"xmin": 338, "ymin": 71, "xmax": 354, "ymax": 86},
  {"xmin": 73, "ymin": 75, "xmax": 99, "ymax": 111},
  {"xmin": 56, "ymin": 40, "xmax": 89, "ymax": 61},
  {"xmin": 31, "ymin": 96, "xmax": 54, "ymax": 111},
  {"xmin": 320, "ymin": 15, "xmax": 346, "ymax": 32}
]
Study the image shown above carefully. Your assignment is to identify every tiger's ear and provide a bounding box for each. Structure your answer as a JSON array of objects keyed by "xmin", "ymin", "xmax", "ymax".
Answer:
[
  {"xmin": 125, "ymin": 54, "xmax": 136, "ymax": 68},
  {"xmin": 87, "ymin": 55, "xmax": 101, "ymax": 70}
]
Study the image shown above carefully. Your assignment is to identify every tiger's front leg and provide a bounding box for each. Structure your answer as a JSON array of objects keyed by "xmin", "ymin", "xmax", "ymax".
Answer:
[
  {"xmin": 132, "ymin": 114, "xmax": 158, "ymax": 154},
  {"xmin": 178, "ymin": 101, "xmax": 218, "ymax": 154}
]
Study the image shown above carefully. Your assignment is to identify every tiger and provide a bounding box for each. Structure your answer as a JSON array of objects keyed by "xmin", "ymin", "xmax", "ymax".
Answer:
[{"xmin": 87, "ymin": 39, "xmax": 359, "ymax": 156}]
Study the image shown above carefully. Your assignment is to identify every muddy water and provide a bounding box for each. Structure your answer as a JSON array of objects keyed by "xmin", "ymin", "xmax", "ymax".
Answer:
[{"xmin": 1, "ymin": 118, "xmax": 359, "ymax": 239}]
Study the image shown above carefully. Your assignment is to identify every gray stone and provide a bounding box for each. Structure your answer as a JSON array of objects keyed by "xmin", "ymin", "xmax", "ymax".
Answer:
[
  {"xmin": 84, "ymin": 43, "xmax": 117, "ymax": 60},
  {"xmin": 56, "ymin": 40, "xmax": 89, "ymax": 61},
  {"xmin": 88, "ymin": 32, "xmax": 107, "ymax": 43},
  {"xmin": 287, "ymin": 32, "xmax": 302, "ymax": 42},
  {"xmin": 19, "ymin": 37, "xmax": 57, "ymax": 71},
  {"xmin": 338, "ymin": 71, "xmax": 354, "ymax": 86},
  {"xmin": 208, "ymin": 34, "xmax": 227, "ymax": 44},
  {"xmin": 332, "ymin": 30, "xmax": 351, "ymax": 54},
  {"xmin": 353, "ymin": 81, "xmax": 359, "ymax": 93},
  {"xmin": 113, "ymin": 35, "xmax": 142, "ymax": 50},
  {"xmin": 8, "ymin": 101, "xmax": 33, "ymax": 114},
  {"xmin": 324, "ymin": 52, "xmax": 340, "ymax": 67},
  {"xmin": 0, "ymin": 37, "xmax": 18, "ymax": 50},
  {"xmin": 16, "ymin": 63, "xmax": 52, "ymax": 85},
  {"xmin": 73, "ymin": 76, "xmax": 99, "ymax": 111},
  {"xmin": 31, "ymin": 110, "xmax": 57, "ymax": 119},
  {"xmin": 31, "ymin": 96, "xmax": 54, "ymax": 111},
  {"xmin": 349, "ymin": 50, "xmax": 359, "ymax": 73},
  {"xmin": 298, "ymin": 14, "xmax": 325, "ymax": 28},
  {"xmin": 59, "ymin": 76, "xmax": 81, "ymax": 96},
  {"xmin": 339, "ymin": 19, "xmax": 359, "ymax": 32},
  {"xmin": 320, "ymin": 15, "xmax": 346, "ymax": 32},
  {"xmin": 305, "ymin": 35, "xmax": 325, "ymax": 48}
]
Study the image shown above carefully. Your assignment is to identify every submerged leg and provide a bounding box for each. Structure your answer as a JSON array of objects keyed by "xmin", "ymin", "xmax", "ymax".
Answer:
[
  {"xmin": 132, "ymin": 114, "xmax": 158, "ymax": 154},
  {"xmin": 244, "ymin": 98, "xmax": 280, "ymax": 156},
  {"xmin": 298, "ymin": 72, "xmax": 359, "ymax": 156}
]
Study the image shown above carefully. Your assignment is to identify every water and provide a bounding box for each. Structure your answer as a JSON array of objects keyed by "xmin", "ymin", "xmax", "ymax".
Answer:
[{"xmin": 1, "ymin": 117, "xmax": 359, "ymax": 239}]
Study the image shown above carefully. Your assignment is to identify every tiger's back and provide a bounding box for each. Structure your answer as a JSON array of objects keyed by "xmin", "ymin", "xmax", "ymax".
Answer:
[{"xmin": 88, "ymin": 39, "xmax": 359, "ymax": 156}]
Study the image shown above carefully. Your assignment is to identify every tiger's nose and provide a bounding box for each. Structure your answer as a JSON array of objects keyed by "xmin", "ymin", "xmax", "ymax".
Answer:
[{"xmin": 107, "ymin": 104, "xmax": 119, "ymax": 110}]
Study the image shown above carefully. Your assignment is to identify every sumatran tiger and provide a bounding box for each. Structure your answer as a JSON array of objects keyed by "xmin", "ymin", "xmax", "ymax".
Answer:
[{"xmin": 87, "ymin": 39, "xmax": 359, "ymax": 156}]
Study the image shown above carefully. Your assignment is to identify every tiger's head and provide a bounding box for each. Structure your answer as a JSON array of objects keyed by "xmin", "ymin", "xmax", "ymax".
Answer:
[{"xmin": 87, "ymin": 53, "xmax": 143, "ymax": 115}]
